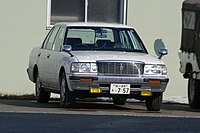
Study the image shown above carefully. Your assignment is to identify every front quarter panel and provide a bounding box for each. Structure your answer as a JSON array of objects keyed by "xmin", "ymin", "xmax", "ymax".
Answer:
[
  {"xmin": 56, "ymin": 52, "xmax": 78, "ymax": 90},
  {"xmin": 57, "ymin": 52, "xmax": 78, "ymax": 74}
]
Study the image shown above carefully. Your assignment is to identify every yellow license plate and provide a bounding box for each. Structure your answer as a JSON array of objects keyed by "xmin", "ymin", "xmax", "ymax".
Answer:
[
  {"xmin": 141, "ymin": 91, "xmax": 152, "ymax": 96},
  {"xmin": 90, "ymin": 88, "xmax": 101, "ymax": 93}
]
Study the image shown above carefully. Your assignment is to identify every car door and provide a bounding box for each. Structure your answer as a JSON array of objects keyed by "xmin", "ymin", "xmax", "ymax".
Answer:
[
  {"xmin": 37, "ymin": 26, "xmax": 60, "ymax": 87},
  {"xmin": 36, "ymin": 28, "xmax": 54, "ymax": 85},
  {"xmin": 47, "ymin": 27, "xmax": 66, "ymax": 89}
]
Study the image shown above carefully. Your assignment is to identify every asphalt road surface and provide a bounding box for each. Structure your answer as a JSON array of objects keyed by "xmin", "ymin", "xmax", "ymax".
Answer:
[{"xmin": 0, "ymin": 99, "xmax": 200, "ymax": 133}]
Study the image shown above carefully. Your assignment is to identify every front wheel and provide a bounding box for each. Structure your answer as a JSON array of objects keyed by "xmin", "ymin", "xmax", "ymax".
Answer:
[
  {"xmin": 35, "ymin": 73, "xmax": 50, "ymax": 103},
  {"xmin": 145, "ymin": 93, "xmax": 162, "ymax": 111},
  {"xmin": 188, "ymin": 77, "xmax": 200, "ymax": 108},
  {"xmin": 60, "ymin": 73, "xmax": 76, "ymax": 107}
]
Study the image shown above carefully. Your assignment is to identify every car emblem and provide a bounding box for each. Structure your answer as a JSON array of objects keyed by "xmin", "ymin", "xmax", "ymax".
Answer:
[{"xmin": 120, "ymin": 63, "xmax": 123, "ymax": 71}]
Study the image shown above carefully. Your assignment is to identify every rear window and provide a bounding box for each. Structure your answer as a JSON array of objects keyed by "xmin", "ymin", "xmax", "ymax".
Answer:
[{"xmin": 67, "ymin": 28, "xmax": 114, "ymax": 44}]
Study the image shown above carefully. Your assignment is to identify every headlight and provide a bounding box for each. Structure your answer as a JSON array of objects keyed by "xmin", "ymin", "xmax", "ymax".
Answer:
[
  {"xmin": 144, "ymin": 64, "xmax": 167, "ymax": 75},
  {"xmin": 71, "ymin": 63, "xmax": 97, "ymax": 73}
]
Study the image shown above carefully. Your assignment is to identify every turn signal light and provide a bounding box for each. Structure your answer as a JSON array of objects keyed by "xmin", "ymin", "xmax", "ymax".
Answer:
[
  {"xmin": 80, "ymin": 78, "xmax": 93, "ymax": 82},
  {"xmin": 148, "ymin": 80, "xmax": 161, "ymax": 84}
]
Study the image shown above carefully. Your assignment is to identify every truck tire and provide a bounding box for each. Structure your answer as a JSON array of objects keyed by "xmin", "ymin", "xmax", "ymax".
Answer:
[
  {"xmin": 35, "ymin": 72, "xmax": 50, "ymax": 103},
  {"xmin": 60, "ymin": 72, "xmax": 76, "ymax": 107},
  {"xmin": 112, "ymin": 96, "xmax": 126, "ymax": 105},
  {"xmin": 145, "ymin": 93, "xmax": 162, "ymax": 111},
  {"xmin": 188, "ymin": 77, "xmax": 200, "ymax": 108}
]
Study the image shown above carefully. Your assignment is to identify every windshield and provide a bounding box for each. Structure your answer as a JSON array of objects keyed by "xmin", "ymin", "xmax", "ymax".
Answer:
[{"xmin": 65, "ymin": 26, "xmax": 147, "ymax": 53}]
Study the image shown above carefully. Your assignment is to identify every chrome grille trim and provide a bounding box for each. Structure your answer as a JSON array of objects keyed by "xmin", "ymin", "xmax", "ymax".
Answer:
[{"xmin": 97, "ymin": 60, "xmax": 144, "ymax": 76}]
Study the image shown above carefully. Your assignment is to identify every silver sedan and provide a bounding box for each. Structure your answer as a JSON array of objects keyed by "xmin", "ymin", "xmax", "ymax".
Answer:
[{"xmin": 27, "ymin": 22, "xmax": 169, "ymax": 111}]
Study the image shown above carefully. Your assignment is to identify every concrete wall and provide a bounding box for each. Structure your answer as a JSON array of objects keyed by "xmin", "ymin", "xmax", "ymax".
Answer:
[
  {"xmin": 0, "ymin": 0, "xmax": 188, "ymax": 98},
  {"xmin": 127, "ymin": 0, "xmax": 187, "ymax": 97},
  {"xmin": 0, "ymin": 0, "xmax": 47, "ymax": 94}
]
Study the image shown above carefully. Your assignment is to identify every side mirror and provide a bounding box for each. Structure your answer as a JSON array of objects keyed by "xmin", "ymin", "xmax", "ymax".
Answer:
[
  {"xmin": 62, "ymin": 45, "xmax": 72, "ymax": 52},
  {"xmin": 158, "ymin": 48, "xmax": 168, "ymax": 59},
  {"xmin": 62, "ymin": 45, "xmax": 73, "ymax": 57},
  {"xmin": 154, "ymin": 39, "xmax": 168, "ymax": 59}
]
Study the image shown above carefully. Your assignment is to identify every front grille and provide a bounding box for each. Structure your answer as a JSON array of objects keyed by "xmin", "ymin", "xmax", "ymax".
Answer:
[{"xmin": 97, "ymin": 61, "xmax": 144, "ymax": 76}]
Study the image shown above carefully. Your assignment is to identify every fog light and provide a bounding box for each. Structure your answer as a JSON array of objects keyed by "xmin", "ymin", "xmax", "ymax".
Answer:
[
  {"xmin": 90, "ymin": 88, "xmax": 101, "ymax": 93},
  {"xmin": 141, "ymin": 91, "xmax": 152, "ymax": 96}
]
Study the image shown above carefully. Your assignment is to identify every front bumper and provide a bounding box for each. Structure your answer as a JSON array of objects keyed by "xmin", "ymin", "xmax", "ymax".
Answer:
[{"xmin": 68, "ymin": 74, "xmax": 169, "ymax": 96}]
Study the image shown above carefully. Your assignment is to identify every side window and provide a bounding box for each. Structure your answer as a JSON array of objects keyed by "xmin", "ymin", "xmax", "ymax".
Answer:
[
  {"xmin": 45, "ymin": 27, "xmax": 60, "ymax": 50},
  {"xmin": 42, "ymin": 28, "xmax": 54, "ymax": 49},
  {"xmin": 184, "ymin": 11, "xmax": 195, "ymax": 30},
  {"xmin": 53, "ymin": 27, "xmax": 66, "ymax": 52}
]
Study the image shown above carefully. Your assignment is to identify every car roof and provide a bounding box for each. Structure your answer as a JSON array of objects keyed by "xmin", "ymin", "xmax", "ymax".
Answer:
[{"xmin": 54, "ymin": 22, "xmax": 133, "ymax": 29}]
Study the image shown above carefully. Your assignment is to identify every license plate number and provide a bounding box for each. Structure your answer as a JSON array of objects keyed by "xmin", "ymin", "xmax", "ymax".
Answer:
[{"xmin": 110, "ymin": 84, "xmax": 130, "ymax": 94}]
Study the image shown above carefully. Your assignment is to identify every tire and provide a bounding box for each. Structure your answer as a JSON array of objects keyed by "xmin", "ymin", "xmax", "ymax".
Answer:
[
  {"xmin": 35, "ymin": 72, "xmax": 50, "ymax": 103},
  {"xmin": 145, "ymin": 93, "xmax": 162, "ymax": 111},
  {"xmin": 60, "ymin": 72, "xmax": 76, "ymax": 107},
  {"xmin": 112, "ymin": 96, "xmax": 127, "ymax": 105},
  {"xmin": 188, "ymin": 77, "xmax": 200, "ymax": 108}
]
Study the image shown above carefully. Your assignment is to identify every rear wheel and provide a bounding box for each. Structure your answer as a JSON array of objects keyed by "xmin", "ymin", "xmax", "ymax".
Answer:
[
  {"xmin": 60, "ymin": 73, "xmax": 76, "ymax": 107},
  {"xmin": 35, "ymin": 72, "xmax": 50, "ymax": 103},
  {"xmin": 145, "ymin": 93, "xmax": 162, "ymax": 111},
  {"xmin": 112, "ymin": 96, "xmax": 127, "ymax": 105},
  {"xmin": 188, "ymin": 77, "xmax": 200, "ymax": 108}
]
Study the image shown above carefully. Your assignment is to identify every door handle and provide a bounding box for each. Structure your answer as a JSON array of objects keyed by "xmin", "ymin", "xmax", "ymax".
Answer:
[
  {"xmin": 38, "ymin": 53, "xmax": 41, "ymax": 57},
  {"xmin": 47, "ymin": 54, "xmax": 50, "ymax": 58}
]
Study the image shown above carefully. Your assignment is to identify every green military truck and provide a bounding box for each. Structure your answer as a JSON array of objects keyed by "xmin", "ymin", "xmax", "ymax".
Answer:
[{"xmin": 179, "ymin": 0, "xmax": 200, "ymax": 108}]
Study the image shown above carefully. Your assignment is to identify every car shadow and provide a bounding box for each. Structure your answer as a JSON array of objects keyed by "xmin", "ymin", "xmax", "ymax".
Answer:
[
  {"xmin": 161, "ymin": 103, "xmax": 200, "ymax": 112},
  {"xmin": 0, "ymin": 99, "xmax": 199, "ymax": 113},
  {"xmin": 0, "ymin": 99, "xmax": 146, "ymax": 111},
  {"xmin": 0, "ymin": 99, "xmax": 60, "ymax": 108}
]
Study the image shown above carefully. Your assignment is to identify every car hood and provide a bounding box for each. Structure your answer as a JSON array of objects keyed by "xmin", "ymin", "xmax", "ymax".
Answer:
[{"xmin": 71, "ymin": 51, "xmax": 163, "ymax": 64}]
